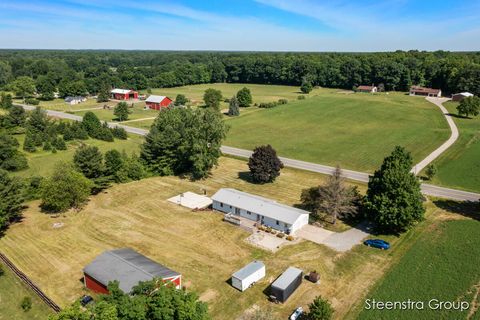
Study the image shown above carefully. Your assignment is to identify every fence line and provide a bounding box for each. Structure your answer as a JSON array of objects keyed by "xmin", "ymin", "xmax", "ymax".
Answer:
[{"xmin": 0, "ymin": 252, "xmax": 61, "ymax": 313}]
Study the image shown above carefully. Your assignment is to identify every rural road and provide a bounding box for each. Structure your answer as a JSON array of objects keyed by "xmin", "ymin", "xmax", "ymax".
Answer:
[
  {"xmin": 411, "ymin": 97, "xmax": 459, "ymax": 175},
  {"xmin": 17, "ymin": 104, "xmax": 479, "ymax": 202}
]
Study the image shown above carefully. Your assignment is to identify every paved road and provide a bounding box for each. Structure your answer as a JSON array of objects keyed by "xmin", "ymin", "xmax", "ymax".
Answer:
[
  {"xmin": 17, "ymin": 104, "xmax": 479, "ymax": 202},
  {"xmin": 411, "ymin": 97, "xmax": 459, "ymax": 175}
]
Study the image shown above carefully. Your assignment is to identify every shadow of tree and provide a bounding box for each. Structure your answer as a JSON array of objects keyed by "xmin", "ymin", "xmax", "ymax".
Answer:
[
  {"xmin": 433, "ymin": 199, "xmax": 479, "ymax": 221},
  {"xmin": 446, "ymin": 113, "xmax": 471, "ymax": 119},
  {"xmin": 238, "ymin": 171, "xmax": 258, "ymax": 184}
]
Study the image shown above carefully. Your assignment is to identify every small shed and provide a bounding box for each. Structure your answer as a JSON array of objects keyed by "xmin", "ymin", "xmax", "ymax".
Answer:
[
  {"xmin": 270, "ymin": 267, "xmax": 303, "ymax": 303},
  {"xmin": 231, "ymin": 261, "xmax": 265, "ymax": 291},
  {"xmin": 357, "ymin": 85, "xmax": 377, "ymax": 93},
  {"xmin": 451, "ymin": 92, "xmax": 473, "ymax": 102},
  {"xmin": 65, "ymin": 96, "xmax": 86, "ymax": 105},
  {"xmin": 111, "ymin": 89, "xmax": 138, "ymax": 100}
]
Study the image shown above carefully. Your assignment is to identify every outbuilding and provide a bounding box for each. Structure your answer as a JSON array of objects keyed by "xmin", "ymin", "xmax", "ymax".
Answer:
[
  {"xmin": 65, "ymin": 96, "xmax": 86, "ymax": 105},
  {"xmin": 83, "ymin": 248, "xmax": 181, "ymax": 294},
  {"xmin": 451, "ymin": 92, "xmax": 473, "ymax": 102},
  {"xmin": 270, "ymin": 267, "xmax": 303, "ymax": 303},
  {"xmin": 409, "ymin": 86, "xmax": 441, "ymax": 97},
  {"xmin": 211, "ymin": 188, "xmax": 310, "ymax": 234},
  {"xmin": 146, "ymin": 95, "xmax": 173, "ymax": 110},
  {"xmin": 357, "ymin": 85, "xmax": 377, "ymax": 93},
  {"xmin": 111, "ymin": 89, "xmax": 138, "ymax": 100},
  {"xmin": 231, "ymin": 261, "xmax": 265, "ymax": 291}
]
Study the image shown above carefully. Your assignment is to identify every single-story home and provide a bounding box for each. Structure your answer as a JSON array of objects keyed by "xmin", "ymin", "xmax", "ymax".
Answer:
[
  {"xmin": 111, "ymin": 89, "xmax": 138, "ymax": 100},
  {"xmin": 64, "ymin": 96, "xmax": 86, "ymax": 105},
  {"xmin": 357, "ymin": 85, "xmax": 377, "ymax": 93},
  {"xmin": 409, "ymin": 86, "xmax": 441, "ymax": 97},
  {"xmin": 83, "ymin": 248, "xmax": 181, "ymax": 294},
  {"xmin": 145, "ymin": 95, "xmax": 173, "ymax": 110},
  {"xmin": 231, "ymin": 261, "xmax": 265, "ymax": 291},
  {"xmin": 451, "ymin": 92, "xmax": 473, "ymax": 102},
  {"xmin": 211, "ymin": 188, "xmax": 310, "ymax": 234}
]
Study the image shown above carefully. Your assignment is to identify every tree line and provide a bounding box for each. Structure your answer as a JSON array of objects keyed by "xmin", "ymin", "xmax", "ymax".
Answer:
[{"xmin": 1, "ymin": 50, "xmax": 479, "ymax": 98}]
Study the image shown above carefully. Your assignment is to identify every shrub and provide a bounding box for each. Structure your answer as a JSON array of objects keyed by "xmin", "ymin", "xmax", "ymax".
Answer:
[
  {"xmin": 306, "ymin": 296, "xmax": 334, "ymax": 320},
  {"xmin": 42, "ymin": 141, "xmax": 52, "ymax": 151},
  {"xmin": 258, "ymin": 102, "xmax": 278, "ymax": 109},
  {"xmin": 20, "ymin": 296, "xmax": 32, "ymax": 311},
  {"xmin": 277, "ymin": 233, "xmax": 285, "ymax": 238},
  {"xmin": 286, "ymin": 235, "xmax": 294, "ymax": 241},
  {"xmin": 111, "ymin": 127, "xmax": 128, "ymax": 140},
  {"xmin": 24, "ymin": 98, "xmax": 39, "ymax": 105},
  {"xmin": 0, "ymin": 265, "xmax": 4, "ymax": 276},
  {"xmin": 298, "ymin": 95, "xmax": 306, "ymax": 100},
  {"xmin": 278, "ymin": 98, "xmax": 288, "ymax": 105},
  {"xmin": 53, "ymin": 137, "xmax": 67, "ymax": 150},
  {"xmin": 300, "ymin": 80, "xmax": 313, "ymax": 94}
]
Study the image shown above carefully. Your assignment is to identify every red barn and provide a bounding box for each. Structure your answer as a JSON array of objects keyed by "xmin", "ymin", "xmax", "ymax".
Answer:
[
  {"xmin": 111, "ymin": 89, "xmax": 138, "ymax": 100},
  {"xmin": 145, "ymin": 95, "xmax": 173, "ymax": 110},
  {"xmin": 83, "ymin": 248, "xmax": 181, "ymax": 294}
]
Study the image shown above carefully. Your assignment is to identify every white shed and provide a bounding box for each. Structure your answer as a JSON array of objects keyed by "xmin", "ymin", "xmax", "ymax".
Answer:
[{"xmin": 231, "ymin": 261, "xmax": 265, "ymax": 291}]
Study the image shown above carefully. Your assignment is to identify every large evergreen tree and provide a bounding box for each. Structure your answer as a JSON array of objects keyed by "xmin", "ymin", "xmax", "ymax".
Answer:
[
  {"xmin": 0, "ymin": 170, "xmax": 25, "ymax": 230},
  {"xmin": 228, "ymin": 95, "xmax": 240, "ymax": 116},
  {"xmin": 141, "ymin": 108, "xmax": 228, "ymax": 179},
  {"xmin": 364, "ymin": 146, "xmax": 425, "ymax": 233},
  {"xmin": 248, "ymin": 145, "xmax": 284, "ymax": 183},
  {"xmin": 114, "ymin": 102, "xmax": 130, "ymax": 121},
  {"xmin": 97, "ymin": 83, "xmax": 111, "ymax": 102},
  {"xmin": 82, "ymin": 111, "xmax": 102, "ymax": 137},
  {"xmin": 0, "ymin": 134, "xmax": 28, "ymax": 171},
  {"xmin": 306, "ymin": 296, "xmax": 334, "ymax": 320},
  {"xmin": 73, "ymin": 145, "xmax": 104, "ymax": 179}
]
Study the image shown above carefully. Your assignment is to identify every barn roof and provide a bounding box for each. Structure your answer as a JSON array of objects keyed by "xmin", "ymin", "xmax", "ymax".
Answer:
[
  {"xmin": 83, "ymin": 248, "xmax": 180, "ymax": 293},
  {"xmin": 211, "ymin": 188, "xmax": 309, "ymax": 225},
  {"xmin": 111, "ymin": 88, "xmax": 133, "ymax": 94},
  {"xmin": 271, "ymin": 267, "xmax": 303, "ymax": 290},
  {"xmin": 232, "ymin": 261, "xmax": 265, "ymax": 281},
  {"xmin": 453, "ymin": 92, "xmax": 473, "ymax": 97},
  {"xmin": 357, "ymin": 85, "xmax": 375, "ymax": 90},
  {"xmin": 146, "ymin": 95, "xmax": 168, "ymax": 103}
]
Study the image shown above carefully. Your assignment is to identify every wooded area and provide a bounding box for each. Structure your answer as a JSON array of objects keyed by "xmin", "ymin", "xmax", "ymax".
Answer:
[{"xmin": 0, "ymin": 50, "xmax": 479, "ymax": 96}]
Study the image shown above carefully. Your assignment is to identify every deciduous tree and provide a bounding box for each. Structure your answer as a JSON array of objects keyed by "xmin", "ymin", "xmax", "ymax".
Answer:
[
  {"xmin": 10, "ymin": 76, "xmax": 36, "ymax": 100},
  {"xmin": 457, "ymin": 96, "xmax": 480, "ymax": 118},
  {"xmin": 174, "ymin": 94, "xmax": 189, "ymax": 106},
  {"xmin": 203, "ymin": 88, "xmax": 222, "ymax": 110},
  {"xmin": 300, "ymin": 79, "xmax": 313, "ymax": 94},
  {"xmin": 425, "ymin": 163, "xmax": 437, "ymax": 180},
  {"xmin": 236, "ymin": 87, "xmax": 252, "ymax": 107},
  {"xmin": 248, "ymin": 145, "xmax": 283, "ymax": 183},
  {"xmin": 364, "ymin": 146, "xmax": 425, "ymax": 233}
]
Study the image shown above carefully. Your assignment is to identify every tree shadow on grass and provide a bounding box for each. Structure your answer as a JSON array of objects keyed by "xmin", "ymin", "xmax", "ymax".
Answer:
[
  {"xmin": 433, "ymin": 199, "xmax": 480, "ymax": 221},
  {"xmin": 238, "ymin": 171, "xmax": 257, "ymax": 184},
  {"xmin": 446, "ymin": 113, "xmax": 471, "ymax": 119}
]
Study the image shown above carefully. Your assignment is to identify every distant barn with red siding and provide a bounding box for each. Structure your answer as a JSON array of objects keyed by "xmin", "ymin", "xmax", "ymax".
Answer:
[
  {"xmin": 111, "ymin": 89, "xmax": 138, "ymax": 100},
  {"xmin": 145, "ymin": 95, "xmax": 173, "ymax": 110},
  {"xmin": 83, "ymin": 248, "xmax": 181, "ymax": 294}
]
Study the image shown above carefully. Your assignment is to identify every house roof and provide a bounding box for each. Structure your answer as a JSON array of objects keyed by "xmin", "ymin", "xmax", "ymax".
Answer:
[
  {"xmin": 111, "ymin": 89, "xmax": 133, "ymax": 94},
  {"xmin": 453, "ymin": 92, "xmax": 473, "ymax": 97},
  {"xmin": 83, "ymin": 248, "xmax": 180, "ymax": 293},
  {"xmin": 146, "ymin": 95, "xmax": 169, "ymax": 103},
  {"xmin": 232, "ymin": 261, "xmax": 265, "ymax": 281},
  {"xmin": 357, "ymin": 85, "xmax": 375, "ymax": 90},
  {"xmin": 271, "ymin": 267, "xmax": 303, "ymax": 290},
  {"xmin": 211, "ymin": 188, "xmax": 309, "ymax": 225},
  {"xmin": 64, "ymin": 96, "xmax": 85, "ymax": 102},
  {"xmin": 410, "ymin": 86, "xmax": 441, "ymax": 94}
]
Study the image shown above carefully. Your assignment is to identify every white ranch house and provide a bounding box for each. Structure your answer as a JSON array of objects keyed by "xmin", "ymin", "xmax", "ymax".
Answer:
[{"xmin": 211, "ymin": 188, "xmax": 309, "ymax": 234}]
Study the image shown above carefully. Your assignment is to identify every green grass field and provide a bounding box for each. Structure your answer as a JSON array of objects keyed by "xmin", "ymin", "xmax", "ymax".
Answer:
[
  {"xmin": 13, "ymin": 98, "xmax": 116, "ymax": 112},
  {"xmin": 0, "ymin": 263, "xmax": 53, "ymax": 320},
  {"xmin": 422, "ymin": 101, "xmax": 480, "ymax": 192},
  {"xmin": 12, "ymin": 134, "xmax": 143, "ymax": 178},
  {"xmin": 355, "ymin": 215, "xmax": 480, "ymax": 320},
  {"xmin": 225, "ymin": 91, "xmax": 449, "ymax": 172}
]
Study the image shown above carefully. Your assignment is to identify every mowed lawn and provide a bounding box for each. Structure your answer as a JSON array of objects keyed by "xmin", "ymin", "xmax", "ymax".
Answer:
[
  {"xmin": 422, "ymin": 101, "xmax": 480, "ymax": 192},
  {"xmin": 0, "ymin": 263, "xmax": 53, "ymax": 320},
  {"xmin": 0, "ymin": 156, "xmax": 442, "ymax": 320},
  {"xmin": 14, "ymin": 98, "xmax": 116, "ymax": 112},
  {"xmin": 354, "ymin": 212, "xmax": 480, "ymax": 320},
  {"xmin": 225, "ymin": 92, "xmax": 450, "ymax": 172},
  {"xmin": 12, "ymin": 134, "xmax": 143, "ymax": 178}
]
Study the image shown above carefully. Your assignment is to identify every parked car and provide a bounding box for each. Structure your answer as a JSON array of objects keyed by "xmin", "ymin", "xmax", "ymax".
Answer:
[
  {"xmin": 290, "ymin": 307, "xmax": 304, "ymax": 320},
  {"xmin": 80, "ymin": 295, "xmax": 94, "ymax": 306},
  {"xmin": 364, "ymin": 239, "xmax": 390, "ymax": 250}
]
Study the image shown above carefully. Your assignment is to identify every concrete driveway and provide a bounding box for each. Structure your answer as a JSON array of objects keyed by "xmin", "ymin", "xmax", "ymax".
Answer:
[{"xmin": 297, "ymin": 222, "xmax": 372, "ymax": 252}]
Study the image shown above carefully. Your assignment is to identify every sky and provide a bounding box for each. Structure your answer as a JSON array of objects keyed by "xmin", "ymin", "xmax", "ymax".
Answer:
[{"xmin": 0, "ymin": 0, "xmax": 479, "ymax": 51}]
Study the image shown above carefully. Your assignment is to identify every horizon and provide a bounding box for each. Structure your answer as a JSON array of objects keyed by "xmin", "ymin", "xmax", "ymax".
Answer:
[{"xmin": 1, "ymin": 0, "xmax": 480, "ymax": 51}]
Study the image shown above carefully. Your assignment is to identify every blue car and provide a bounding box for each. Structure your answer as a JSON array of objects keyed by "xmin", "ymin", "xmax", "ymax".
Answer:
[{"xmin": 364, "ymin": 239, "xmax": 390, "ymax": 250}]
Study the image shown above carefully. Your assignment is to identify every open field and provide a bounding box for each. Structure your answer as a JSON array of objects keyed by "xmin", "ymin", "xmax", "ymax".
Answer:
[
  {"xmin": 73, "ymin": 104, "xmax": 158, "ymax": 122},
  {"xmin": 353, "ymin": 207, "xmax": 480, "ymax": 320},
  {"xmin": 0, "ymin": 262, "xmax": 53, "ymax": 319},
  {"xmin": 13, "ymin": 98, "xmax": 117, "ymax": 112},
  {"xmin": 225, "ymin": 91, "xmax": 450, "ymax": 172},
  {"xmin": 0, "ymin": 156, "xmax": 457, "ymax": 319},
  {"xmin": 12, "ymin": 134, "xmax": 143, "ymax": 178},
  {"xmin": 422, "ymin": 101, "xmax": 480, "ymax": 192}
]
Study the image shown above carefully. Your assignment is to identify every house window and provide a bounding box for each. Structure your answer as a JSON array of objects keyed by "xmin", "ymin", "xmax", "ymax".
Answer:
[
  {"xmin": 276, "ymin": 220, "xmax": 280, "ymax": 225},
  {"xmin": 235, "ymin": 207, "xmax": 240, "ymax": 215},
  {"xmin": 284, "ymin": 223, "xmax": 288, "ymax": 228},
  {"xmin": 219, "ymin": 202, "xmax": 223, "ymax": 208},
  {"xmin": 247, "ymin": 211, "xmax": 251, "ymax": 215}
]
